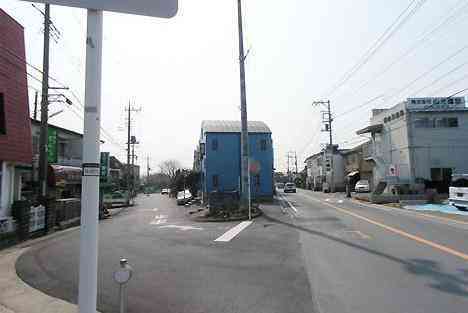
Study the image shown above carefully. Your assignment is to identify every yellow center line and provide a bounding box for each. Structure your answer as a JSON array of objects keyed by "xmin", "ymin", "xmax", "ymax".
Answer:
[{"xmin": 314, "ymin": 198, "xmax": 468, "ymax": 262}]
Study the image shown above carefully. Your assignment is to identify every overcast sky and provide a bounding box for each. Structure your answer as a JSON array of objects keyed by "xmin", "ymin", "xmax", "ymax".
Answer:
[{"xmin": 3, "ymin": 0, "xmax": 468, "ymax": 173}]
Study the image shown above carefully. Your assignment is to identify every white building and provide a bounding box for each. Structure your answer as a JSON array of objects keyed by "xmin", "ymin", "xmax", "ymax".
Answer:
[
  {"xmin": 357, "ymin": 97, "xmax": 468, "ymax": 192},
  {"xmin": 304, "ymin": 145, "xmax": 346, "ymax": 192}
]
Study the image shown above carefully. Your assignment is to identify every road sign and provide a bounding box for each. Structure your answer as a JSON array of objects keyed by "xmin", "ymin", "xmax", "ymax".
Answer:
[{"xmin": 20, "ymin": 0, "xmax": 178, "ymax": 18}]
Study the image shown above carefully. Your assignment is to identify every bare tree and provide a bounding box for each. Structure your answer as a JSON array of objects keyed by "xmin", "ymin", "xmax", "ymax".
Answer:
[{"xmin": 158, "ymin": 159, "xmax": 182, "ymax": 181}]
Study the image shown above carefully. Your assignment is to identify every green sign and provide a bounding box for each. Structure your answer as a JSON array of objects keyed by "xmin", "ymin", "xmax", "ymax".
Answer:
[
  {"xmin": 47, "ymin": 128, "xmax": 57, "ymax": 163},
  {"xmin": 100, "ymin": 152, "xmax": 110, "ymax": 180}
]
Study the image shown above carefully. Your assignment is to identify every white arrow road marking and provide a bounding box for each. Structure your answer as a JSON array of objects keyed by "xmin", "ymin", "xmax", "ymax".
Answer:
[
  {"xmin": 158, "ymin": 225, "xmax": 203, "ymax": 231},
  {"xmin": 214, "ymin": 221, "xmax": 253, "ymax": 242},
  {"xmin": 150, "ymin": 214, "xmax": 168, "ymax": 225}
]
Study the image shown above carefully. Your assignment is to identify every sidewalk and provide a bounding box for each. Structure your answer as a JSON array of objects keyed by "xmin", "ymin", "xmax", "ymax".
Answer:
[
  {"xmin": 0, "ymin": 236, "xmax": 79, "ymax": 313},
  {"xmin": 0, "ymin": 205, "xmax": 129, "ymax": 313}
]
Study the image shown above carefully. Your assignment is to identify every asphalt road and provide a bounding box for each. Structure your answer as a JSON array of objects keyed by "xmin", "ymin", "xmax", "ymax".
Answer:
[{"xmin": 16, "ymin": 191, "xmax": 468, "ymax": 313}]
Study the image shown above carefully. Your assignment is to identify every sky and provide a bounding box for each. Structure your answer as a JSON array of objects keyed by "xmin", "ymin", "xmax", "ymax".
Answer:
[{"xmin": 3, "ymin": 0, "xmax": 468, "ymax": 173}]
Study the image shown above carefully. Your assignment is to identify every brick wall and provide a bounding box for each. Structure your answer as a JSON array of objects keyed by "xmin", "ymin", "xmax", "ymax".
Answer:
[{"xmin": 0, "ymin": 9, "xmax": 32, "ymax": 164}]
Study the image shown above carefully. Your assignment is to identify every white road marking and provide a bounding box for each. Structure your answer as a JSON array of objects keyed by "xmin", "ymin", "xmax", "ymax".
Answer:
[
  {"xmin": 337, "ymin": 200, "xmax": 344, "ymax": 204},
  {"xmin": 150, "ymin": 214, "xmax": 168, "ymax": 225},
  {"xmin": 150, "ymin": 219, "xmax": 167, "ymax": 225},
  {"xmin": 214, "ymin": 221, "xmax": 253, "ymax": 242},
  {"xmin": 344, "ymin": 230, "xmax": 371, "ymax": 239},
  {"xmin": 153, "ymin": 208, "xmax": 159, "ymax": 211},
  {"xmin": 279, "ymin": 195, "xmax": 298, "ymax": 215},
  {"xmin": 325, "ymin": 198, "xmax": 331, "ymax": 202},
  {"xmin": 158, "ymin": 225, "xmax": 203, "ymax": 231}
]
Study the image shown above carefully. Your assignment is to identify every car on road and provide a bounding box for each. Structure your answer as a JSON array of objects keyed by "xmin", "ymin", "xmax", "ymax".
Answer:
[
  {"xmin": 449, "ymin": 174, "xmax": 468, "ymax": 211},
  {"xmin": 176, "ymin": 190, "xmax": 192, "ymax": 205},
  {"xmin": 284, "ymin": 183, "xmax": 296, "ymax": 193},
  {"xmin": 161, "ymin": 188, "xmax": 170, "ymax": 195},
  {"xmin": 355, "ymin": 180, "xmax": 370, "ymax": 193}
]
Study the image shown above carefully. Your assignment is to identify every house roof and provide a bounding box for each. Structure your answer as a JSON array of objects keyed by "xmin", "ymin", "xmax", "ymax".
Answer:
[
  {"xmin": 31, "ymin": 118, "xmax": 84, "ymax": 138},
  {"xmin": 201, "ymin": 120, "xmax": 271, "ymax": 134},
  {"xmin": 356, "ymin": 124, "xmax": 383, "ymax": 135}
]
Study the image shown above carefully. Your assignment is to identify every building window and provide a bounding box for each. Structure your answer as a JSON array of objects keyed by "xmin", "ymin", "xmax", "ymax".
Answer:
[
  {"xmin": 448, "ymin": 117, "xmax": 458, "ymax": 127},
  {"xmin": 254, "ymin": 174, "xmax": 261, "ymax": 191},
  {"xmin": 212, "ymin": 175, "xmax": 219, "ymax": 188},
  {"xmin": 400, "ymin": 110, "xmax": 404, "ymax": 116},
  {"xmin": 435, "ymin": 117, "xmax": 448, "ymax": 128},
  {"xmin": 414, "ymin": 118, "xmax": 430, "ymax": 128},
  {"xmin": 431, "ymin": 168, "xmax": 452, "ymax": 182},
  {"xmin": 212, "ymin": 138, "xmax": 218, "ymax": 151},
  {"xmin": 32, "ymin": 135, "xmax": 39, "ymax": 154},
  {"xmin": 0, "ymin": 93, "xmax": 6, "ymax": 134},
  {"xmin": 260, "ymin": 139, "xmax": 267, "ymax": 151}
]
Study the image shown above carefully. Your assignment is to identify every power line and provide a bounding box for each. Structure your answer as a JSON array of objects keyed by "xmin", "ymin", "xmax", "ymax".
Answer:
[
  {"xmin": 322, "ymin": 0, "xmax": 427, "ymax": 98},
  {"xmin": 335, "ymin": 94, "xmax": 385, "ymax": 119},
  {"xmin": 429, "ymin": 72, "xmax": 468, "ymax": 96},
  {"xmin": 409, "ymin": 60, "xmax": 468, "ymax": 97},
  {"xmin": 333, "ymin": 0, "xmax": 468, "ymax": 101},
  {"xmin": 383, "ymin": 44, "xmax": 468, "ymax": 104}
]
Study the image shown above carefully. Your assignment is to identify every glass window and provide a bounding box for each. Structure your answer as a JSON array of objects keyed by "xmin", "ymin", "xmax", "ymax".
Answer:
[
  {"xmin": 448, "ymin": 99, "xmax": 454, "ymax": 104},
  {"xmin": 436, "ymin": 118, "xmax": 448, "ymax": 128},
  {"xmin": 260, "ymin": 139, "xmax": 267, "ymax": 151},
  {"xmin": 448, "ymin": 117, "xmax": 458, "ymax": 127},
  {"xmin": 455, "ymin": 98, "xmax": 462, "ymax": 104},
  {"xmin": 414, "ymin": 118, "xmax": 429, "ymax": 128},
  {"xmin": 0, "ymin": 93, "xmax": 5, "ymax": 134},
  {"xmin": 212, "ymin": 138, "xmax": 218, "ymax": 151},
  {"xmin": 212, "ymin": 175, "xmax": 219, "ymax": 188},
  {"xmin": 400, "ymin": 110, "xmax": 404, "ymax": 116}
]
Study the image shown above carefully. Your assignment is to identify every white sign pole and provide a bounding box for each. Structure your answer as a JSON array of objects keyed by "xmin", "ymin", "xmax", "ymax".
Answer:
[{"xmin": 78, "ymin": 9, "xmax": 103, "ymax": 313}]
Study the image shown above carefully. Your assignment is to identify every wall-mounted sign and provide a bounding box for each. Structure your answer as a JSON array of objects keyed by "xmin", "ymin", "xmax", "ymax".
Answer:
[
  {"xmin": 407, "ymin": 97, "xmax": 466, "ymax": 111},
  {"xmin": 82, "ymin": 163, "xmax": 100, "ymax": 177}
]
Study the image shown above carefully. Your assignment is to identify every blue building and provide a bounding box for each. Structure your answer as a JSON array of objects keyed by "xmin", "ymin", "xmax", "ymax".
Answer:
[{"xmin": 196, "ymin": 120, "xmax": 274, "ymax": 201}]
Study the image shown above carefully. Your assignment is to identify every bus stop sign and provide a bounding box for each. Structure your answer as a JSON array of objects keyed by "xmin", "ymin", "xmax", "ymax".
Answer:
[{"xmin": 20, "ymin": 0, "xmax": 178, "ymax": 18}]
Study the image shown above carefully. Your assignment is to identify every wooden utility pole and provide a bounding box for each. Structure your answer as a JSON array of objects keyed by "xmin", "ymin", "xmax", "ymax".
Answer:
[{"xmin": 38, "ymin": 4, "xmax": 50, "ymax": 201}]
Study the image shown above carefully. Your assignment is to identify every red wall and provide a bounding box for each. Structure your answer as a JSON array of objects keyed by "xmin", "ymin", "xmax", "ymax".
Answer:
[{"xmin": 0, "ymin": 9, "xmax": 32, "ymax": 164}]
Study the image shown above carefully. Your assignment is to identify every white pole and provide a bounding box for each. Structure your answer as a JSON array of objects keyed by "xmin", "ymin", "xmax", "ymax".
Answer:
[{"xmin": 79, "ymin": 9, "xmax": 103, "ymax": 313}]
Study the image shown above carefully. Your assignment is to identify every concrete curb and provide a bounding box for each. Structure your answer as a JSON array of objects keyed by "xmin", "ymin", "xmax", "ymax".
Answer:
[{"xmin": 0, "ymin": 247, "xmax": 79, "ymax": 313}]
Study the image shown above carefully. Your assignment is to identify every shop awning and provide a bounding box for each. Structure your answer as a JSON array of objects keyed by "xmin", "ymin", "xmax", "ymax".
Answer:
[
  {"xmin": 356, "ymin": 124, "xmax": 383, "ymax": 135},
  {"xmin": 347, "ymin": 171, "xmax": 359, "ymax": 177}
]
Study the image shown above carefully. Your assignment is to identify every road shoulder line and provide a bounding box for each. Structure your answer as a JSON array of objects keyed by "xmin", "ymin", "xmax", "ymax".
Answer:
[
  {"xmin": 303, "ymin": 194, "xmax": 468, "ymax": 261},
  {"xmin": 214, "ymin": 221, "xmax": 253, "ymax": 242}
]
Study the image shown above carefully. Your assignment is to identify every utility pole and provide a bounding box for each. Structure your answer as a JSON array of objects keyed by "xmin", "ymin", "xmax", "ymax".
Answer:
[
  {"xmin": 312, "ymin": 100, "xmax": 334, "ymax": 192},
  {"xmin": 38, "ymin": 3, "xmax": 50, "ymax": 201},
  {"xmin": 237, "ymin": 0, "xmax": 251, "ymax": 219},
  {"xmin": 125, "ymin": 103, "xmax": 140, "ymax": 203},
  {"xmin": 130, "ymin": 137, "xmax": 139, "ymax": 196},
  {"xmin": 295, "ymin": 151, "xmax": 298, "ymax": 174},
  {"xmin": 33, "ymin": 91, "xmax": 38, "ymax": 120},
  {"xmin": 146, "ymin": 156, "xmax": 150, "ymax": 184}
]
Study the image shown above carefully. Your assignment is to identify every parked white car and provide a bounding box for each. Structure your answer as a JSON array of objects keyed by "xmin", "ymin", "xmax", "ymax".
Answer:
[
  {"xmin": 355, "ymin": 180, "xmax": 370, "ymax": 193},
  {"xmin": 449, "ymin": 174, "xmax": 468, "ymax": 211},
  {"xmin": 284, "ymin": 183, "xmax": 296, "ymax": 193},
  {"xmin": 176, "ymin": 190, "xmax": 192, "ymax": 205}
]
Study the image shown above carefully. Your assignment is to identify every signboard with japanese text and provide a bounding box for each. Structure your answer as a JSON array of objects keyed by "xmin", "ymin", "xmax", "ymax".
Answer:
[
  {"xmin": 20, "ymin": 0, "xmax": 178, "ymax": 18},
  {"xmin": 47, "ymin": 128, "xmax": 58, "ymax": 163},
  {"xmin": 100, "ymin": 152, "xmax": 110, "ymax": 180}
]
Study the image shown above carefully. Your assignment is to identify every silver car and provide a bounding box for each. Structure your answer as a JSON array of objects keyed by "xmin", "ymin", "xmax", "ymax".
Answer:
[{"xmin": 355, "ymin": 180, "xmax": 370, "ymax": 193}]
